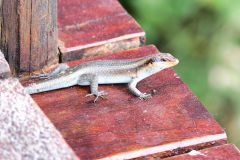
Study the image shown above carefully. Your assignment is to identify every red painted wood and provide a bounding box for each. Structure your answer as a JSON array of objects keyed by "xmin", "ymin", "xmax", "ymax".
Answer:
[
  {"xmin": 58, "ymin": 0, "xmax": 125, "ymax": 27},
  {"xmin": 164, "ymin": 144, "xmax": 240, "ymax": 160},
  {"xmin": 23, "ymin": 45, "xmax": 227, "ymax": 159},
  {"xmin": 58, "ymin": 0, "xmax": 145, "ymax": 61}
]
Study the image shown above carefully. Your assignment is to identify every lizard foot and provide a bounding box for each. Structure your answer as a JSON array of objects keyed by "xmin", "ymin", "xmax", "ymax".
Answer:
[
  {"xmin": 86, "ymin": 91, "xmax": 108, "ymax": 103},
  {"xmin": 138, "ymin": 93, "xmax": 152, "ymax": 100}
]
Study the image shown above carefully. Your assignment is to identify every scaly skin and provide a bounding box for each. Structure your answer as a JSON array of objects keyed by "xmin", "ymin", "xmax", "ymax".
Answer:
[{"xmin": 25, "ymin": 53, "xmax": 179, "ymax": 102}]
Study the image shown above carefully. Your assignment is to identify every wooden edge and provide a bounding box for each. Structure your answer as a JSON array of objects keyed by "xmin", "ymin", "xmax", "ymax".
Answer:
[
  {"xmin": 60, "ymin": 32, "xmax": 145, "ymax": 53},
  {"xmin": 0, "ymin": 78, "xmax": 79, "ymax": 159},
  {"xmin": 100, "ymin": 134, "xmax": 227, "ymax": 160},
  {"xmin": 0, "ymin": 50, "xmax": 11, "ymax": 79},
  {"xmin": 163, "ymin": 144, "xmax": 240, "ymax": 160},
  {"xmin": 233, "ymin": 144, "xmax": 240, "ymax": 152},
  {"xmin": 60, "ymin": 36, "xmax": 144, "ymax": 62}
]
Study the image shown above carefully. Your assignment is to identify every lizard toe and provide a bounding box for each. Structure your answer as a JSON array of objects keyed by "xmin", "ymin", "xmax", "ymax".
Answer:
[
  {"xmin": 98, "ymin": 91, "xmax": 108, "ymax": 96},
  {"xmin": 86, "ymin": 91, "xmax": 108, "ymax": 103},
  {"xmin": 139, "ymin": 93, "xmax": 152, "ymax": 100}
]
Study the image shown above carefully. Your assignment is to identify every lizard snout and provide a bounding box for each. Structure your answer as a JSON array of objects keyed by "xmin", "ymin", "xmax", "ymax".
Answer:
[{"xmin": 161, "ymin": 53, "xmax": 179, "ymax": 66}]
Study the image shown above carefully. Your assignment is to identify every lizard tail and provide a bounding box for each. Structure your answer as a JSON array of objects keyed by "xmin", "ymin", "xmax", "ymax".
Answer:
[{"xmin": 25, "ymin": 77, "xmax": 77, "ymax": 94}]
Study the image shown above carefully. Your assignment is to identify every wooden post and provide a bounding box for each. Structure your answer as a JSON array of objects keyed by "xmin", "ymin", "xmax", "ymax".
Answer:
[{"xmin": 0, "ymin": 0, "xmax": 58, "ymax": 75}]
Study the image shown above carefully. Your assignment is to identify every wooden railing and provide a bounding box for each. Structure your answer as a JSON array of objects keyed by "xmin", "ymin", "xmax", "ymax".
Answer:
[{"xmin": 0, "ymin": 0, "xmax": 239, "ymax": 159}]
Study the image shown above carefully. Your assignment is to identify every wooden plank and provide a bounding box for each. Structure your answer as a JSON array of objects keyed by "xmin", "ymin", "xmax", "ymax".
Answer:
[
  {"xmin": 58, "ymin": 0, "xmax": 145, "ymax": 62},
  {"xmin": 163, "ymin": 144, "xmax": 240, "ymax": 160},
  {"xmin": 0, "ymin": 0, "xmax": 58, "ymax": 75},
  {"xmin": 22, "ymin": 45, "xmax": 227, "ymax": 160},
  {"xmin": 0, "ymin": 78, "xmax": 78, "ymax": 159},
  {"xmin": 0, "ymin": 50, "xmax": 11, "ymax": 79}
]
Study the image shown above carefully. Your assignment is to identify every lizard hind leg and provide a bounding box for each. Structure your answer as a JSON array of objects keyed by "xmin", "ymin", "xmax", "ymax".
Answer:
[{"xmin": 31, "ymin": 63, "xmax": 69, "ymax": 79}]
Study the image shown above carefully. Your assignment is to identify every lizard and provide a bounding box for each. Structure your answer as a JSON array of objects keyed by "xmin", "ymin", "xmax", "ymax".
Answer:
[{"xmin": 25, "ymin": 53, "xmax": 179, "ymax": 102}]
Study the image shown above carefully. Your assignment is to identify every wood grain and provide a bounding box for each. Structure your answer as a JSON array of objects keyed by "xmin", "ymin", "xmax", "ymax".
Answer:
[
  {"xmin": 0, "ymin": 0, "xmax": 19, "ymax": 74},
  {"xmin": 164, "ymin": 144, "xmax": 240, "ymax": 160},
  {"xmin": 23, "ymin": 45, "xmax": 227, "ymax": 160},
  {"xmin": 0, "ymin": 0, "xmax": 58, "ymax": 75},
  {"xmin": 58, "ymin": 0, "xmax": 145, "ymax": 62}
]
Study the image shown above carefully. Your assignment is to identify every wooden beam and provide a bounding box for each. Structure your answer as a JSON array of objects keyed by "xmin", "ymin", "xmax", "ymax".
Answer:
[{"xmin": 0, "ymin": 0, "xmax": 58, "ymax": 75}]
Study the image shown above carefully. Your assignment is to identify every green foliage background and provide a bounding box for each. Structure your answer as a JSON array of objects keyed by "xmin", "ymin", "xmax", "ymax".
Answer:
[{"xmin": 120, "ymin": 0, "xmax": 240, "ymax": 147}]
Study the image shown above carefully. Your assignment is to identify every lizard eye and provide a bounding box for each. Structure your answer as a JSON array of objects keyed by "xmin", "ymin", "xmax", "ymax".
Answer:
[{"xmin": 161, "ymin": 58, "xmax": 167, "ymax": 62}]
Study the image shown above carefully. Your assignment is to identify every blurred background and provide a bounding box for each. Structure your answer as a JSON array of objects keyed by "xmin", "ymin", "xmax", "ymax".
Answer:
[{"xmin": 120, "ymin": 0, "xmax": 240, "ymax": 147}]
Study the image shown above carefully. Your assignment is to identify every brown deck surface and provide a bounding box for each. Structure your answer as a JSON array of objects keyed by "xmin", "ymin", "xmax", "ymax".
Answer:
[
  {"xmin": 58, "ymin": 0, "xmax": 145, "ymax": 61},
  {"xmin": 164, "ymin": 144, "xmax": 240, "ymax": 160},
  {"xmin": 22, "ymin": 45, "xmax": 227, "ymax": 160}
]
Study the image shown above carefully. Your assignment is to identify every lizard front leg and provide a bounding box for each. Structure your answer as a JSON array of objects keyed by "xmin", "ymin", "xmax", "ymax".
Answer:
[
  {"xmin": 79, "ymin": 74, "xmax": 108, "ymax": 103},
  {"xmin": 128, "ymin": 78, "xmax": 152, "ymax": 100}
]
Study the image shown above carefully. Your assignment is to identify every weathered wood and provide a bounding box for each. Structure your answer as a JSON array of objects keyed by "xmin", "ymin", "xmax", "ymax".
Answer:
[
  {"xmin": 22, "ymin": 45, "xmax": 227, "ymax": 160},
  {"xmin": 164, "ymin": 144, "xmax": 240, "ymax": 160},
  {"xmin": 0, "ymin": 0, "xmax": 19, "ymax": 74},
  {"xmin": 0, "ymin": 78, "xmax": 78, "ymax": 159},
  {"xmin": 58, "ymin": 0, "xmax": 145, "ymax": 62},
  {"xmin": 0, "ymin": 50, "xmax": 11, "ymax": 79},
  {"xmin": 0, "ymin": 0, "xmax": 58, "ymax": 75}
]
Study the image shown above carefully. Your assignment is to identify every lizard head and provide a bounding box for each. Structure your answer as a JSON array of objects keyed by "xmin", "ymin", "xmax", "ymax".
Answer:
[
  {"xmin": 137, "ymin": 53, "xmax": 179, "ymax": 78},
  {"xmin": 146, "ymin": 53, "xmax": 179, "ymax": 68}
]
